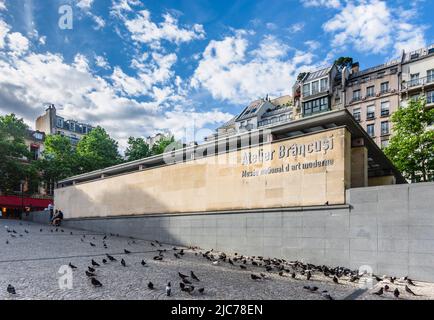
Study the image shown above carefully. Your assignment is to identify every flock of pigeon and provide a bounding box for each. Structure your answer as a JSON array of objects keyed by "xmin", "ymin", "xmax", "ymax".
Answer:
[{"xmin": 3, "ymin": 222, "xmax": 422, "ymax": 300}]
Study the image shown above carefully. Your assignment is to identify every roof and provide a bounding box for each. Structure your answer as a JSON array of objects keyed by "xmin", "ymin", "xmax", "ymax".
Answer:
[
  {"xmin": 305, "ymin": 65, "xmax": 333, "ymax": 82},
  {"xmin": 58, "ymin": 109, "xmax": 406, "ymax": 186},
  {"xmin": 236, "ymin": 99, "xmax": 266, "ymax": 121}
]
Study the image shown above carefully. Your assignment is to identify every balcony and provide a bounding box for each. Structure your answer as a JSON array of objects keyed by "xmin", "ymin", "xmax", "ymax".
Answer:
[{"xmin": 402, "ymin": 76, "xmax": 434, "ymax": 90}]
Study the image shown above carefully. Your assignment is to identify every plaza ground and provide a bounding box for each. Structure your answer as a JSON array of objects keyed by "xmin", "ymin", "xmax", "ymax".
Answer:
[{"xmin": 1, "ymin": 218, "xmax": 433, "ymax": 300}]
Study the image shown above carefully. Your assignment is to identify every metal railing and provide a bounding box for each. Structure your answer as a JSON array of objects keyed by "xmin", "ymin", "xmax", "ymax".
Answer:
[{"xmin": 402, "ymin": 76, "xmax": 434, "ymax": 89}]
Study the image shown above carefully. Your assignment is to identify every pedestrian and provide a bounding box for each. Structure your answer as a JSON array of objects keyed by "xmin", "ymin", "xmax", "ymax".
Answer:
[{"xmin": 48, "ymin": 203, "xmax": 54, "ymax": 224}]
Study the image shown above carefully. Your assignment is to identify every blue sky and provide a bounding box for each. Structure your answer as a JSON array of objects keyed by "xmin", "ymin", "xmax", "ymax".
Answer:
[{"xmin": 0, "ymin": 0, "xmax": 433, "ymax": 148}]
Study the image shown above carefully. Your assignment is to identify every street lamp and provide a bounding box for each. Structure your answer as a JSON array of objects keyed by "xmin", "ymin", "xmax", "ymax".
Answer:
[{"xmin": 20, "ymin": 180, "xmax": 25, "ymax": 218}]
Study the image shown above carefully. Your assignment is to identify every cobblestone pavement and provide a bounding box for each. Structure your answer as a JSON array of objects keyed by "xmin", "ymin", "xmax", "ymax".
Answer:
[{"xmin": 1, "ymin": 219, "xmax": 433, "ymax": 300}]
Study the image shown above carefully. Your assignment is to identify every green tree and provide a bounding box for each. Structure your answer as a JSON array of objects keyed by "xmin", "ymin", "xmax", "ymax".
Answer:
[
  {"xmin": 36, "ymin": 134, "xmax": 79, "ymax": 188},
  {"xmin": 125, "ymin": 137, "xmax": 151, "ymax": 161},
  {"xmin": 151, "ymin": 135, "xmax": 183, "ymax": 155},
  {"xmin": 0, "ymin": 114, "xmax": 32, "ymax": 193},
  {"xmin": 76, "ymin": 126, "xmax": 122, "ymax": 172},
  {"xmin": 384, "ymin": 98, "xmax": 434, "ymax": 182},
  {"xmin": 334, "ymin": 56, "xmax": 353, "ymax": 71}
]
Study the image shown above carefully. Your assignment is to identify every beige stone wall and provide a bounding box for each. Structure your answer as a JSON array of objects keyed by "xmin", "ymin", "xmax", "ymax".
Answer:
[
  {"xmin": 351, "ymin": 147, "xmax": 368, "ymax": 188},
  {"xmin": 55, "ymin": 128, "xmax": 351, "ymax": 219}
]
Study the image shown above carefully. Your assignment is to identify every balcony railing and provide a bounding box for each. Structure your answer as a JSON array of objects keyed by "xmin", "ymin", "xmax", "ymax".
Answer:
[
  {"xmin": 381, "ymin": 109, "xmax": 389, "ymax": 117},
  {"xmin": 366, "ymin": 112, "xmax": 375, "ymax": 120},
  {"xmin": 403, "ymin": 76, "xmax": 434, "ymax": 89},
  {"xmin": 353, "ymin": 113, "xmax": 361, "ymax": 122}
]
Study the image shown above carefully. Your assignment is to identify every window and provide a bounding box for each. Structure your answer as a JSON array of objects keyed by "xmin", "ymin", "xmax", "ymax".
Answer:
[
  {"xmin": 427, "ymin": 90, "xmax": 434, "ymax": 104},
  {"xmin": 30, "ymin": 146, "xmax": 39, "ymax": 161},
  {"xmin": 353, "ymin": 108, "xmax": 361, "ymax": 121},
  {"xmin": 428, "ymin": 69, "xmax": 434, "ymax": 83},
  {"xmin": 56, "ymin": 117, "xmax": 63, "ymax": 128},
  {"xmin": 381, "ymin": 101, "xmax": 390, "ymax": 116},
  {"xmin": 410, "ymin": 94, "xmax": 420, "ymax": 102},
  {"xmin": 381, "ymin": 121, "xmax": 389, "ymax": 135},
  {"xmin": 320, "ymin": 78, "xmax": 328, "ymax": 92},
  {"xmin": 367, "ymin": 124, "xmax": 375, "ymax": 137},
  {"xmin": 303, "ymin": 97, "xmax": 329, "ymax": 116},
  {"xmin": 366, "ymin": 86, "xmax": 375, "ymax": 97},
  {"xmin": 410, "ymin": 73, "xmax": 420, "ymax": 87},
  {"xmin": 312, "ymin": 81, "xmax": 319, "ymax": 95},
  {"xmin": 353, "ymin": 89, "xmax": 361, "ymax": 101},
  {"xmin": 381, "ymin": 139, "xmax": 389, "ymax": 149},
  {"xmin": 380, "ymin": 82, "xmax": 389, "ymax": 93},
  {"xmin": 335, "ymin": 95, "xmax": 341, "ymax": 105},
  {"xmin": 377, "ymin": 71, "xmax": 385, "ymax": 78},
  {"xmin": 390, "ymin": 67, "xmax": 398, "ymax": 74},
  {"xmin": 303, "ymin": 83, "xmax": 310, "ymax": 96},
  {"xmin": 367, "ymin": 105, "xmax": 375, "ymax": 119}
]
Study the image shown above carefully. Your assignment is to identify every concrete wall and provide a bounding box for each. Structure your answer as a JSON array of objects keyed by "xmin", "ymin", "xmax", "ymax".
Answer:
[
  {"xmin": 56, "ymin": 182, "xmax": 434, "ymax": 282},
  {"xmin": 22, "ymin": 210, "xmax": 51, "ymax": 224},
  {"xmin": 55, "ymin": 128, "xmax": 350, "ymax": 219}
]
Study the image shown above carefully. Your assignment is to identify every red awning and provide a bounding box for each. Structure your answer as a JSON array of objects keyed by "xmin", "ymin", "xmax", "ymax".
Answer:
[{"xmin": 0, "ymin": 195, "xmax": 53, "ymax": 209}]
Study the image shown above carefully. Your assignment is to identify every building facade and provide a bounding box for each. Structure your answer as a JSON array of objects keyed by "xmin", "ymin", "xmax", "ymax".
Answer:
[
  {"xmin": 400, "ymin": 45, "xmax": 434, "ymax": 109},
  {"xmin": 345, "ymin": 60, "xmax": 401, "ymax": 148},
  {"xmin": 35, "ymin": 104, "xmax": 94, "ymax": 145}
]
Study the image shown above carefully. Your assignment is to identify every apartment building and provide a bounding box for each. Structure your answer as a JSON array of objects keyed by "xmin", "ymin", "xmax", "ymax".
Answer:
[
  {"xmin": 209, "ymin": 95, "xmax": 294, "ymax": 141},
  {"xmin": 293, "ymin": 64, "xmax": 348, "ymax": 119},
  {"xmin": 400, "ymin": 45, "xmax": 434, "ymax": 109},
  {"xmin": 35, "ymin": 104, "xmax": 94, "ymax": 145},
  {"xmin": 345, "ymin": 60, "xmax": 400, "ymax": 148}
]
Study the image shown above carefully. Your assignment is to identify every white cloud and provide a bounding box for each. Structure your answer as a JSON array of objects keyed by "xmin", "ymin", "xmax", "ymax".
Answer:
[
  {"xmin": 77, "ymin": 0, "xmax": 94, "ymax": 10},
  {"xmin": 305, "ymin": 40, "xmax": 321, "ymax": 50},
  {"xmin": 323, "ymin": 0, "xmax": 427, "ymax": 55},
  {"xmin": 301, "ymin": 0, "xmax": 341, "ymax": 8},
  {"xmin": 7, "ymin": 32, "xmax": 30, "ymax": 55},
  {"xmin": 0, "ymin": 20, "xmax": 10, "ymax": 49},
  {"xmin": 288, "ymin": 22, "xmax": 305, "ymax": 33},
  {"xmin": 92, "ymin": 15, "xmax": 106, "ymax": 30},
  {"xmin": 191, "ymin": 32, "xmax": 318, "ymax": 104},
  {"xmin": 0, "ymin": 0, "xmax": 6, "ymax": 11},
  {"xmin": 122, "ymin": 10, "xmax": 206, "ymax": 47},
  {"xmin": 0, "ymin": 17, "xmax": 230, "ymax": 149},
  {"xmin": 95, "ymin": 55, "xmax": 109, "ymax": 69}
]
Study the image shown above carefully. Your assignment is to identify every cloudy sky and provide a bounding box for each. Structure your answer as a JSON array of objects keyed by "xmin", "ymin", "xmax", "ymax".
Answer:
[{"xmin": 0, "ymin": 0, "xmax": 432, "ymax": 149}]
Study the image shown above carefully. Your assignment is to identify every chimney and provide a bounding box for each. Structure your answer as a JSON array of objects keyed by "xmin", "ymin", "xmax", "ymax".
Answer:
[{"xmin": 351, "ymin": 62, "xmax": 359, "ymax": 74}]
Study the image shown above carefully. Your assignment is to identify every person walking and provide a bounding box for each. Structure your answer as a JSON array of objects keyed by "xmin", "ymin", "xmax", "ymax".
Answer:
[{"xmin": 48, "ymin": 203, "xmax": 54, "ymax": 224}]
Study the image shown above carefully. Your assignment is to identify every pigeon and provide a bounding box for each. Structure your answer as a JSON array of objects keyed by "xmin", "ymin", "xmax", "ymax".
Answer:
[
  {"xmin": 102, "ymin": 259, "xmax": 107, "ymax": 264},
  {"xmin": 405, "ymin": 285, "xmax": 417, "ymax": 296},
  {"xmin": 182, "ymin": 278, "xmax": 192, "ymax": 285},
  {"xmin": 323, "ymin": 293, "xmax": 334, "ymax": 300},
  {"xmin": 68, "ymin": 263, "xmax": 77, "ymax": 269},
  {"xmin": 240, "ymin": 265, "xmax": 247, "ymax": 270},
  {"xmin": 151, "ymin": 242, "xmax": 155, "ymax": 247},
  {"xmin": 153, "ymin": 256, "xmax": 163, "ymax": 261},
  {"xmin": 88, "ymin": 266, "xmax": 95, "ymax": 272},
  {"xmin": 91, "ymin": 278, "xmax": 102, "ymax": 287},
  {"xmin": 86, "ymin": 271, "xmax": 96, "ymax": 277},
  {"xmin": 40, "ymin": 229, "xmax": 43, "ymax": 232},
  {"xmin": 103, "ymin": 235, "xmax": 107, "ymax": 240},
  {"xmin": 373, "ymin": 287, "xmax": 384, "ymax": 296},
  {"xmin": 178, "ymin": 272, "xmax": 189, "ymax": 279},
  {"xmin": 384, "ymin": 285, "xmax": 390, "ymax": 291},
  {"xmin": 191, "ymin": 271, "xmax": 200, "ymax": 281},
  {"xmin": 394, "ymin": 288, "xmax": 400, "ymax": 298},
  {"xmin": 166, "ymin": 282, "xmax": 171, "ymax": 296},
  {"xmin": 90, "ymin": 242, "xmax": 96, "ymax": 247},
  {"xmin": 7, "ymin": 284, "xmax": 16, "ymax": 294},
  {"xmin": 70, "ymin": 232, "xmax": 73, "ymax": 235},
  {"xmin": 91, "ymin": 259, "xmax": 100, "ymax": 267},
  {"xmin": 6, "ymin": 240, "xmax": 9, "ymax": 245},
  {"xmin": 141, "ymin": 260, "xmax": 147, "ymax": 266},
  {"xmin": 407, "ymin": 278, "xmax": 416, "ymax": 286},
  {"xmin": 333, "ymin": 276, "xmax": 339, "ymax": 284},
  {"xmin": 147, "ymin": 282, "xmax": 154, "ymax": 290},
  {"xmin": 228, "ymin": 259, "xmax": 234, "ymax": 265},
  {"xmin": 179, "ymin": 282, "xmax": 185, "ymax": 289},
  {"xmin": 24, "ymin": 229, "xmax": 29, "ymax": 233},
  {"xmin": 124, "ymin": 249, "xmax": 131, "ymax": 254},
  {"xmin": 306, "ymin": 271, "xmax": 312, "ymax": 280},
  {"xmin": 251, "ymin": 274, "xmax": 261, "ymax": 280},
  {"xmin": 106, "ymin": 254, "xmax": 117, "ymax": 261},
  {"xmin": 121, "ymin": 259, "xmax": 126, "ymax": 267},
  {"xmin": 291, "ymin": 272, "xmax": 296, "ymax": 279},
  {"xmin": 174, "ymin": 253, "xmax": 180, "ymax": 259},
  {"xmin": 198, "ymin": 287, "xmax": 205, "ymax": 294}
]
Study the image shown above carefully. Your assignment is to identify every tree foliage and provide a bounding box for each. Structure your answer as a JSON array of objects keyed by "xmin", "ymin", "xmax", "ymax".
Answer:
[
  {"xmin": 76, "ymin": 126, "xmax": 122, "ymax": 172},
  {"xmin": 125, "ymin": 137, "xmax": 151, "ymax": 161},
  {"xmin": 384, "ymin": 98, "xmax": 434, "ymax": 182},
  {"xmin": 334, "ymin": 56, "xmax": 353, "ymax": 71},
  {"xmin": 151, "ymin": 135, "xmax": 183, "ymax": 155},
  {"xmin": 0, "ymin": 114, "xmax": 36, "ymax": 193}
]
